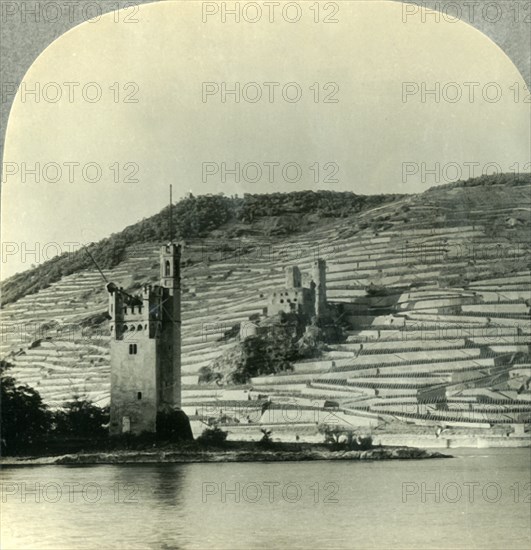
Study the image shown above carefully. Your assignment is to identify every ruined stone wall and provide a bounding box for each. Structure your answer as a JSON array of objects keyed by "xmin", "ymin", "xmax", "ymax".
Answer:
[{"xmin": 267, "ymin": 287, "xmax": 314, "ymax": 317}]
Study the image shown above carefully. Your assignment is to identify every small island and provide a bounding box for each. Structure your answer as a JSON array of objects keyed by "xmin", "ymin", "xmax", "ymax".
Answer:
[
  {"xmin": 1, "ymin": 424, "xmax": 451, "ymax": 466},
  {"xmin": 1, "ymin": 444, "xmax": 450, "ymax": 466}
]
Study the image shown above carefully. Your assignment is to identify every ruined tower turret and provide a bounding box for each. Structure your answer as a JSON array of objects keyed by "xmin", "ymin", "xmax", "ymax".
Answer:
[
  {"xmin": 285, "ymin": 266, "xmax": 302, "ymax": 288},
  {"xmin": 159, "ymin": 242, "xmax": 182, "ymax": 409},
  {"xmin": 313, "ymin": 259, "xmax": 327, "ymax": 317}
]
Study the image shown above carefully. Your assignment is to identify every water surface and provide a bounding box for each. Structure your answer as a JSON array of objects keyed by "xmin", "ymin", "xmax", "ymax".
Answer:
[{"xmin": 1, "ymin": 448, "xmax": 530, "ymax": 549}]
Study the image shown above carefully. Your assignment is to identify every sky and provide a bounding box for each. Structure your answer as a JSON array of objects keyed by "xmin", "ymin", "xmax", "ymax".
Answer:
[{"xmin": 1, "ymin": 0, "xmax": 529, "ymax": 279}]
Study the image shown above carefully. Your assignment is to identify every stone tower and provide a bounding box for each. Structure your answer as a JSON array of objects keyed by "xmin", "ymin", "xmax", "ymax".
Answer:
[
  {"xmin": 285, "ymin": 266, "xmax": 302, "ymax": 288},
  {"xmin": 159, "ymin": 243, "xmax": 182, "ymax": 409},
  {"xmin": 313, "ymin": 259, "xmax": 327, "ymax": 317},
  {"xmin": 107, "ymin": 242, "xmax": 182, "ymax": 436}
]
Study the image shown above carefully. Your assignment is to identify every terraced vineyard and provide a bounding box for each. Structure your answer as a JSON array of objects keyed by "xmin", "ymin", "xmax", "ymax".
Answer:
[{"xmin": 2, "ymin": 179, "xmax": 530, "ymax": 441}]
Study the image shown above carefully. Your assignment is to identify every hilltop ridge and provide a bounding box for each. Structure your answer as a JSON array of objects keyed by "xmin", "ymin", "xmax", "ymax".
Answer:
[{"xmin": 2, "ymin": 190, "xmax": 401, "ymax": 306}]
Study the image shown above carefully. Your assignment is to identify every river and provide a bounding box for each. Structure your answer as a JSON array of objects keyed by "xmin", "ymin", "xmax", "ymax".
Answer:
[{"xmin": 1, "ymin": 448, "xmax": 530, "ymax": 549}]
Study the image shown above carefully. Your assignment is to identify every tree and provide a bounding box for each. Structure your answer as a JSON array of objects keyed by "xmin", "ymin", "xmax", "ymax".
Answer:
[
  {"xmin": 256, "ymin": 428, "xmax": 274, "ymax": 449},
  {"xmin": 52, "ymin": 395, "xmax": 109, "ymax": 438},
  {"xmin": 1, "ymin": 360, "xmax": 51, "ymax": 454},
  {"xmin": 319, "ymin": 425, "xmax": 373, "ymax": 451}
]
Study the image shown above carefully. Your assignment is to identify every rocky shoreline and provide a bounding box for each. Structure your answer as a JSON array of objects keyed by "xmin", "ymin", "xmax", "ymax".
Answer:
[{"xmin": 1, "ymin": 446, "xmax": 451, "ymax": 465}]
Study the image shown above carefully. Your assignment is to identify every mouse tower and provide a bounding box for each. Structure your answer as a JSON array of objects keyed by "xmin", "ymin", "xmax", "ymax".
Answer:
[
  {"xmin": 107, "ymin": 185, "xmax": 187, "ymax": 437},
  {"xmin": 107, "ymin": 241, "xmax": 183, "ymax": 436}
]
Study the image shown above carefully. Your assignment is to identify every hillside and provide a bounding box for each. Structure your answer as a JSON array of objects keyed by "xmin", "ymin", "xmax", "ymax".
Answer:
[
  {"xmin": 1, "ymin": 174, "xmax": 530, "ymax": 441},
  {"xmin": 1, "ymin": 191, "xmax": 399, "ymax": 306}
]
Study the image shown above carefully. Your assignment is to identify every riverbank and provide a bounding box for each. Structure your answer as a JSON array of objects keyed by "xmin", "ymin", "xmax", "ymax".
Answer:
[
  {"xmin": 0, "ymin": 445, "xmax": 451, "ymax": 465},
  {"xmin": 373, "ymin": 434, "xmax": 530, "ymax": 449}
]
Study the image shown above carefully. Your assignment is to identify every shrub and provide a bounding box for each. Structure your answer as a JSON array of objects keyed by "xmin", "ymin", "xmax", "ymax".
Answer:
[
  {"xmin": 197, "ymin": 426, "xmax": 228, "ymax": 446},
  {"xmin": 198, "ymin": 366, "xmax": 221, "ymax": 384},
  {"xmin": 351, "ymin": 435, "xmax": 373, "ymax": 450},
  {"xmin": 256, "ymin": 428, "xmax": 275, "ymax": 449},
  {"xmin": 366, "ymin": 283, "xmax": 393, "ymax": 296},
  {"xmin": 319, "ymin": 425, "xmax": 373, "ymax": 451}
]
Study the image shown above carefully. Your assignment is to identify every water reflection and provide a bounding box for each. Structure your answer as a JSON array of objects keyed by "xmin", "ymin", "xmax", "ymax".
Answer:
[
  {"xmin": 1, "ymin": 450, "xmax": 530, "ymax": 550},
  {"xmin": 151, "ymin": 464, "xmax": 186, "ymax": 507}
]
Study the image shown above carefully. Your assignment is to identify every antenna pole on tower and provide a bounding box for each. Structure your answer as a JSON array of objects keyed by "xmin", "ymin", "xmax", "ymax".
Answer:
[
  {"xmin": 82, "ymin": 244, "xmax": 109, "ymax": 284},
  {"xmin": 169, "ymin": 184, "xmax": 173, "ymax": 243}
]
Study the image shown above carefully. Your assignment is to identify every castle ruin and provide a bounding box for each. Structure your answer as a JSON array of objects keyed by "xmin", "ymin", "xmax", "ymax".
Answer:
[{"xmin": 266, "ymin": 259, "xmax": 327, "ymax": 318}]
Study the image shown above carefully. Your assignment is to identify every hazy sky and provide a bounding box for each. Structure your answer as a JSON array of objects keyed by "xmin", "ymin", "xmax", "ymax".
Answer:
[{"xmin": 2, "ymin": 0, "xmax": 529, "ymax": 279}]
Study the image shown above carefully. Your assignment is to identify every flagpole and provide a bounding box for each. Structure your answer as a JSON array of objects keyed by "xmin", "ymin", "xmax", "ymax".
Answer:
[{"xmin": 169, "ymin": 184, "xmax": 173, "ymax": 243}]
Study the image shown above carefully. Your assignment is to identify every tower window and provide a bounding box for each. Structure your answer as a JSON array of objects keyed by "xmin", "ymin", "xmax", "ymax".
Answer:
[
  {"xmin": 137, "ymin": 392, "xmax": 142, "ymax": 400},
  {"xmin": 165, "ymin": 260, "xmax": 171, "ymax": 277},
  {"xmin": 129, "ymin": 344, "xmax": 138, "ymax": 355}
]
